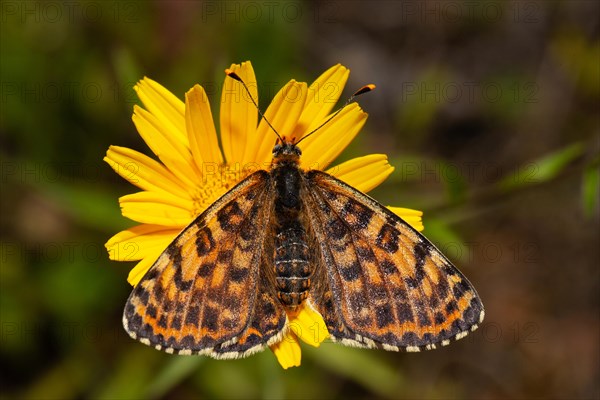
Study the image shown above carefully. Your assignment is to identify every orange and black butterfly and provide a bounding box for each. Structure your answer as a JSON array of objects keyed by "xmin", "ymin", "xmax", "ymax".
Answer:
[{"xmin": 123, "ymin": 72, "xmax": 484, "ymax": 358}]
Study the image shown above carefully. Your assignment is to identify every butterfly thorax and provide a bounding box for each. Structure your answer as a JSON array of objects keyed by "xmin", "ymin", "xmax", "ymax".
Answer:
[{"xmin": 270, "ymin": 141, "xmax": 311, "ymax": 310}]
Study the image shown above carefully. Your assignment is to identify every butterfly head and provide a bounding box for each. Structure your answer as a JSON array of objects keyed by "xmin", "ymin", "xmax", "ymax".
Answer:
[{"xmin": 272, "ymin": 138, "xmax": 302, "ymax": 165}]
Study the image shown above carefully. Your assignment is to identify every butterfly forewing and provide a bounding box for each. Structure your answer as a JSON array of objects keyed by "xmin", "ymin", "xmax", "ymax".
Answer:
[
  {"xmin": 303, "ymin": 170, "xmax": 484, "ymax": 351},
  {"xmin": 123, "ymin": 171, "xmax": 287, "ymax": 358}
]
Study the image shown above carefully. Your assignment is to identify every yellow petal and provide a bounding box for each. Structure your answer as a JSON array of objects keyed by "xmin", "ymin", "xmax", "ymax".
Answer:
[
  {"xmin": 105, "ymin": 224, "xmax": 178, "ymax": 261},
  {"xmin": 387, "ymin": 207, "xmax": 424, "ymax": 232},
  {"xmin": 327, "ymin": 154, "xmax": 394, "ymax": 193},
  {"xmin": 120, "ymin": 191, "xmax": 194, "ymax": 214},
  {"xmin": 293, "ymin": 64, "xmax": 350, "ymax": 138},
  {"xmin": 300, "ymin": 103, "xmax": 367, "ymax": 170},
  {"xmin": 288, "ymin": 301, "xmax": 329, "ymax": 347},
  {"xmin": 127, "ymin": 247, "xmax": 165, "ymax": 286},
  {"xmin": 133, "ymin": 106, "xmax": 200, "ymax": 187},
  {"xmin": 220, "ymin": 61, "xmax": 258, "ymax": 166},
  {"xmin": 104, "ymin": 146, "xmax": 191, "ymax": 199},
  {"xmin": 134, "ymin": 77, "xmax": 187, "ymax": 147},
  {"xmin": 185, "ymin": 84, "xmax": 224, "ymax": 167},
  {"xmin": 253, "ymin": 80, "xmax": 308, "ymax": 166},
  {"xmin": 119, "ymin": 192, "xmax": 194, "ymax": 226},
  {"xmin": 270, "ymin": 332, "xmax": 302, "ymax": 369}
]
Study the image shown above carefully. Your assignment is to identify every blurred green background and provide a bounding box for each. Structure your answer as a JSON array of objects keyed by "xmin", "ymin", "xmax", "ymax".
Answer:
[{"xmin": 1, "ymin": 1, "xmax": 599, "ymax": 399}]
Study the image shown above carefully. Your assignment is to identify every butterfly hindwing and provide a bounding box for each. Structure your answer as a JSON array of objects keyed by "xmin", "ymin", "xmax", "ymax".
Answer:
[
  {"xmin": 303, "ymin": 170, "xmax": 484, "ymax": 351},
  {"xmin": 123, "ymin": 171, "xmax": 287, "ymax": 358}
]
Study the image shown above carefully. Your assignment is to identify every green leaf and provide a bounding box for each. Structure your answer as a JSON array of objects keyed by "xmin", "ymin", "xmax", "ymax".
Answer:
[
  {"xmin": 305, "ymin": 343, "xmax": 405, "ymax": 398},
  {"xmin": 582, "ymin": 162, "xmax": 600, "ymax": 217},
  {"xmin": 39, "ymin": 179, "xmax": 131, "ymax": 232},
  {"xmin": 92, "ymin": 348, "xmax": 162, "ymax": 399},
  {"xmin": 438, "ymin": 160, "xmax": 468, "ymax": 204},
  {"xmin": 146, "ymin": 357, "xmax": 205, "ymax": 400},
  {"xmin": 498, "ymin": 142, "xmax": 583, "ymax": 191}
]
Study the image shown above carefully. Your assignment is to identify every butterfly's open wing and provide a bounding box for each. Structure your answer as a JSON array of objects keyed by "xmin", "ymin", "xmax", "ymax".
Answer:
[
  {"xmin": 123, "ymin": 171, "xmax": 287, "ymax": 359},
  {"xmin": 304, "ymin": 170, "xmax": 484, "ymax": 351}
]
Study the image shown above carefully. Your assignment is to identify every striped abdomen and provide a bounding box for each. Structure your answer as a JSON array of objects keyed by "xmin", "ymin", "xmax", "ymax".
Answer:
[
  {"xmin": 274, "ymin": 225, "xmax": 310, "ymax": 308},
  {"xmin": 272, "ymin": 163, "xmax": 312, "ymax": 309}
]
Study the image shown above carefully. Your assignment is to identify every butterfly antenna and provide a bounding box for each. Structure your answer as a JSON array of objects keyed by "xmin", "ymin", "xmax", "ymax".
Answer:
[
  {"xmin": 295, "ymin": 83, "xmax": 376, "ymax": 146},
  {"xmin": 225, "ymin": 69, "xmax": 283, "ymax": 142}
]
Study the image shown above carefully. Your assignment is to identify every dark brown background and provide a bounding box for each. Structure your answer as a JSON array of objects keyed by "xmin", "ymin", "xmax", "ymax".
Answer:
[{"xmin": 1, "ymin": 1, "xmax": 598, "ymax": 399}]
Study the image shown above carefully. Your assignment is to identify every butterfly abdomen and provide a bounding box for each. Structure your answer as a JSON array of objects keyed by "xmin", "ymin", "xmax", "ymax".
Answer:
[
  {"xmin": 272, "ymin": 161, "xmax": 312, "ymax": 310},
  {"xmin": 274, "ymin": 225, "xmax": 310, "ymax": 309}
]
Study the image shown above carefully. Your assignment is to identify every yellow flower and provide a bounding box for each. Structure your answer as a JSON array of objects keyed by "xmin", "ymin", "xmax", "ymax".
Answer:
[{"xmin": 105, "ymin": 61, "xmax": 424, "ymax": 369}]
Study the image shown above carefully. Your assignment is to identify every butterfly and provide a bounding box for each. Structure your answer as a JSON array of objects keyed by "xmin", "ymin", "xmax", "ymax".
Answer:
[{"xmin": 123, "ymin": 72, "xmax": 484, "ymax": 359}]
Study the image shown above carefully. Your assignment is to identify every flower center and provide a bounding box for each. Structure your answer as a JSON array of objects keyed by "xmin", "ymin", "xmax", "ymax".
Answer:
[{"xmin": 190, "ymin": 163, "xmax": 252, "ymax": 216}]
